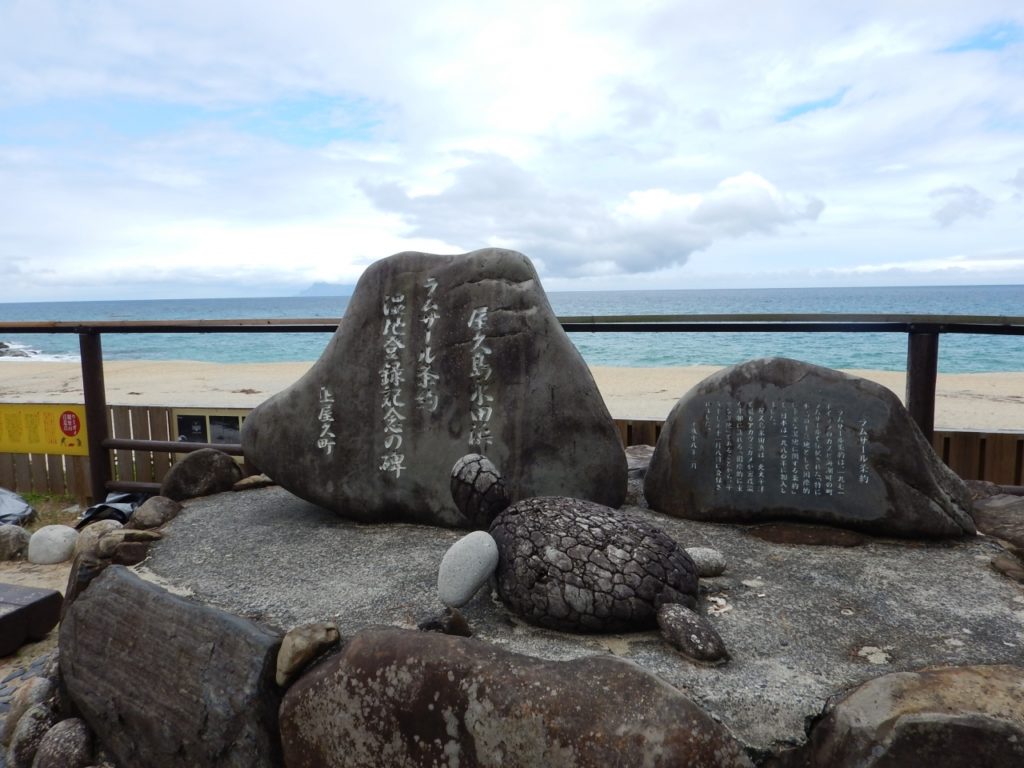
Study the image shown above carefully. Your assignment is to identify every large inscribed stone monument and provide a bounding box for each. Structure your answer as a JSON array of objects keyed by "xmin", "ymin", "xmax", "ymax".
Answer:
[
  {"xmin": 644, "ymin": 358, "xmax": 975, "ymax": 538},
  {"xmin": 242, "ymin": 248, "xmax": 626, "ymax": 527}
]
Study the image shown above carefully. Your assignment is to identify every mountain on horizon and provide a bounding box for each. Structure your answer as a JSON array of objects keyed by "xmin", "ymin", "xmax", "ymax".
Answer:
[{"xmin": 299, "ymin": 281, "xmax": 355, "ymax": 297}]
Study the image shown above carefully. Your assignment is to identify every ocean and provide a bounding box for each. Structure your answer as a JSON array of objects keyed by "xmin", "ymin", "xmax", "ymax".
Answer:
[{"xmin": 1, "ymin": 285, "xmax": 1022, "ymax": 373}]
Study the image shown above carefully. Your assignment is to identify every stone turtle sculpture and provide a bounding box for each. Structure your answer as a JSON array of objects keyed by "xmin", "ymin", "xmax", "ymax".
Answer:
[{"xmin": 441, "ymin": 455, "xmax": 729, "ymax": 663}]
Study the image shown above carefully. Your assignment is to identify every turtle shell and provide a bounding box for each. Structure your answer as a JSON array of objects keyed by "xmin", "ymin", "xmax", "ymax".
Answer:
[{"xmin": 489, "ymin": 496, "xmax": 698, "ymax": 632}]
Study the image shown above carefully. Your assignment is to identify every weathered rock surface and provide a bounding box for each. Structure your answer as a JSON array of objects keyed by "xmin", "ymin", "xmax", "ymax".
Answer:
[
  {"xmin": 279, "ymin": 627, "xmax": 753, "ymax": 768},
  {"xmin": 0, "ymin": 523, "xmax": 30, "ymax": 560},
  {"xmin": 159, "ymin": 448, "xmax": 242, "ymax": 501},
  {"xmin": 31, "ymin": 717, "xmax": 93, "ymax": 768},
  {"xmin": 489, "ymin": 496, "xmax": 698, "ymax": 632},
  {"xmin": 59, "ymin": 566, "xmax": 283, "ymax": 768},
  {"xmin": 126, "ymin": 495, "xmax": 182, "ymax": 530},
  {"xmin": 1, "ymin": 678, "xmax": 54, "ymax": 746},
  {"xmin": 780, "ymin": 665, "xmax": 1024, "ymax": 767},
  {"xmin": 142, "ymin": 486, "xmax": 1024, "ymax": 752},
  {"xmin": 646, "ymin": 357, "xmax": 975, "ymax": 538},
  {"xmin": 657, "ymin": 603, "xmax": 729, "ymax": 663},
  {"xmin": 437, "ymin": 530, "xmax": 499, "ymax": 607},
  {"xmin": 973, "ymin": 493, "xmax": 1024, "ymax": 553},
  {"xmin": 27, "ymin": 525, "xmax": 78, "ymax": 564},
  {"xmin": 685, "ymin": 546, "xmax": 727, "ymax": 577},
  {"xmin": 242, "ymin": 248, "xmax": 626, "ymax": 527}
]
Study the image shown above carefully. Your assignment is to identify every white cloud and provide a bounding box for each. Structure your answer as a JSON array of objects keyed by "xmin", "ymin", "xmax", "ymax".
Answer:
[{"xmin": 930, "ymin": 184, "xmax": 996, "ymax": 226}]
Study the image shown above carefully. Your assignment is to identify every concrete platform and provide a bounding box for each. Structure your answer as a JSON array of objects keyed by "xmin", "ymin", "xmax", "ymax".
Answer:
[{"xmin": 140, "ymin": 486, "xmax": 1024, "ymax": 753}]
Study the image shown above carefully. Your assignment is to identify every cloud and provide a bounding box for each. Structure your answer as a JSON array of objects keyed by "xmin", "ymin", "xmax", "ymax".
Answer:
[
  {"xmin": 361, "ymin": 158, "xmax": 823, "ymax": 277},
  {"xmin": 929, "ymin": 185, "xmax": 996, "ymax": 226},
  {"xmin": 1009, "ymin": 168, "xmax": 1024, "ymax": 199}
]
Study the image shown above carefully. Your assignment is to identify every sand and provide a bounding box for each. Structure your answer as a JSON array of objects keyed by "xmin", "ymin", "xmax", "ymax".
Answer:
[{"xmin": 1, "ymin": 360, "xmax": 1023, "ymax": 431}]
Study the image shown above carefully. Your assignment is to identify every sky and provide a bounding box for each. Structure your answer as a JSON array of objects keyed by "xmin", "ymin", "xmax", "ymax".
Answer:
[{"xmin": 1, "ymin": 1, "xmax": 1023, "ymax": 302}]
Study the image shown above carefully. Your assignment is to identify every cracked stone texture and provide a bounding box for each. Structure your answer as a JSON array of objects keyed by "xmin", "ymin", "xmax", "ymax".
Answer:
[
  {"xmin": 59, "ymin": 566, "xmax": 283, "ymax": 768},
  {"xmin": 489, "ymin": 496, "xmax": 697, "ymax": 632},
  {"xmin": 242, "ymin": 248, "xmax": 626, "ymax": 528},
  {"xmin": 279, "ymin": 627, "xmax": 753, "ymax": 768},
  {"xmin": 450, "ymin": 453, "xmax": 511, "ymax": 529},
  {"xmin": 141, "ymin": 487, "xmax": 1024, "ymax": 754},
  {"xmin": 646, "ymin": 357, "xmax": 976, "ymax": 539}
]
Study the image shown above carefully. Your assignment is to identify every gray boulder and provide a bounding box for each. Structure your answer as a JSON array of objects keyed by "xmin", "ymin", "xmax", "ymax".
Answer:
[
  {"xmin": 645, "ymin": 357, "xmax": 975, "ymax": 538},
  {"xmin": 27, "ymin": 525, "xmax": 78, "ymax": 564},
  {"xmin": 242, "ymin": 248, "xmax": 626, "ymax": 527},
  {"xmin": 59, "ymin": 566, "xmax": 283, "ymax": 768},
  {"xmin": 0, "ymin": 523, "xmax": 30, "ymax": 560},
  {"xmin": 160, "ymin": 448, "xmax": 242, "ymax": 501},
  {"xmin": 6, "ymin": 703, "xmax": 55, "ymax": 768},
  {"xmin": 782, "ymin": 665, "xmax": 1024, "ymax": 767},
  {"xmin": 279, "ymin": 627, "xmax": 752, "ymax": 767},
  {"xmin": 72, "ymin": 520, "xmax": 122, "ymax": 558},
  {"xmin": 1, "ymin": 678, "xmax": 55, "ymax": 746}
]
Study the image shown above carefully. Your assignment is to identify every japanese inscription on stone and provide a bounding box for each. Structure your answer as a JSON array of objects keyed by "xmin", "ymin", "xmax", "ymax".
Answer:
[
  {"xmin": 379, "ymin": 292, "xmax": 408, "ymax": 478},
  {"xmin": 316, "ymin": 386, "xmax": 336, "ymax": 455},
  {"xmin": 690, "ymin": 398, "xmax": 870, "ymax": 498},
  {"xmin": 467, "ymin": 306, "xmax": 495, "ymax": 451}
]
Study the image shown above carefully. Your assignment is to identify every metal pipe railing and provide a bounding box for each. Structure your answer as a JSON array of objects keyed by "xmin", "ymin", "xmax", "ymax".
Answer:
[{"xmin": 3, "ymin": 313, "xmax": 1022, "ymax": 502}]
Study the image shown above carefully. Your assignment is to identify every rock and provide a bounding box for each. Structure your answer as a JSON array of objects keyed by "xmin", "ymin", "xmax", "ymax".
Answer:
[
  {"xmin": 657, "ymin": 603, "xmax": 729, "ymax": 664},
  {"xmin": 973, "ymin": 494, "xmax": 1024, "ymax": 553},
  {"xmin": 6, "ymin": 703, "xmax": 55, "ymax": 768},
  {"xmin": 624, "ymin": 444, "xmax": 655, "ymax": 479},
  {"xmin": 785, "ymin": 665, "xmax": 1024, "ymax": 767},
  {"xmin": 159, "ymin": 448, "xmax": 242, "ymax": 501},
  {"xmin": 684, "ymin": 546, "xmax": 727, "ymax": 577},
  {"xmin": 437, "ymin": 530, "xmax": 499, "ymax": 608},
  {"xmin": 94, "ymin": 529, "xmax": 161, "ymax": 560},
  {"xmin": 275, "ymin": 622, "xmax": 340, "ymax": 687},
  {"xmin": 0, "ymin": 341, "xmax": 30, "ymax": 357},
  {"xmin": 279, "ymin": 627, "xmax": 752, "ymax": 768},
  {"xmin": 27, "ymin": 526, "xmax": 79, "ymax": 564},
  {"xmin": 1, "ymin": 678, "xmax": 55, "ymax": 746},
  {"xmin": 450, "ymin": 454, "xmax": 511, "ymax": 529},
  {"xmin": 991, "ymin": 552, "xmax": 1024, "ymax": 583},
  {"xmin": 60, "ymin": 566, "xmax": 283, "ymax": 768},
  {"xmin": 71, "ymin": 520, "xmax": 122, "ymax": 558},
  {"xmin": 645, "ymin": 357, "xmax": 975, "ymax": 538},
  {"xmin": 232, "ymin": 473, "xmax": 275, "ymax": 491},
  {"xmin": 0, "ymin": 523, "xmax": 30, "ymax": 560},
  {"xmin": 31, "ymin": 717, "xmax": 93, "ymax": 768},
  {"xmin": 125, "ymin": 496, "xmax": 182, "ymax": 530},
  {"xmin": 489, "ymin": 496, "xmax": 698, "ymax": 632},
  {"xmin": 416, "ymin": 606, "xmax": 472, "ymax": 637},
  {"xmin": 60, "ymin": 554, "xmax": 109, "ymax": 620},
  {"xmin": 242, "ymin": 248, "xmax": 627, "ymax": 527},
  {"xmin": 110, "ymin": 541, "xmax": 150, "ymax": 565}
]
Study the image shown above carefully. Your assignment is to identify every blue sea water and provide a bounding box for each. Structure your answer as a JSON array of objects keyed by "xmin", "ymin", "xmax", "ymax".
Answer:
[{"xmin": 0, "ymin": 285, "xmax": 1022, "ymax": 372}]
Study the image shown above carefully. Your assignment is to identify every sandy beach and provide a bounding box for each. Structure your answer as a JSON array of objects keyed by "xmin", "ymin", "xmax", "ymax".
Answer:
[{"xmin": 1, "ymin": 360, "xmax": 1022, "ymax": 431}]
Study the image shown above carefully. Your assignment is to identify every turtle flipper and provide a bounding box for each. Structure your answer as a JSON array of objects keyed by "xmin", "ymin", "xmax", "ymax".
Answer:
[{"xmin": 657, "ymin": 603, "xmax": 730, "ymax": 665}]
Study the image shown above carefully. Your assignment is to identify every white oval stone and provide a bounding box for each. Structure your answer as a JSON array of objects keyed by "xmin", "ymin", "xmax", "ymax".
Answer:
[
  {"xmin": 437, "ymin": 531, "xmax": 499, "ymax": 608},
  {"xmin": 28, "ymin": 524, "xmax": 80, "ymax": 564},
  {"xmin": 685, "ymin": 546, "xmax": 727, "ymax": 577}
]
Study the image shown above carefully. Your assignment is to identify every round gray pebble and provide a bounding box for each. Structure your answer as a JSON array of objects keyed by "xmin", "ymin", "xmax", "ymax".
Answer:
[{"xmin": 684, "ymin": 547, "xmax": 727, "ymax": 577}]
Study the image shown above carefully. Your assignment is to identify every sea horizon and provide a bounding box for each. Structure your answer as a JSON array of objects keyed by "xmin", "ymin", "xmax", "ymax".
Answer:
[{"xmin": 2, "ymin": 284, "xmax": 1023, "ymax": 373}]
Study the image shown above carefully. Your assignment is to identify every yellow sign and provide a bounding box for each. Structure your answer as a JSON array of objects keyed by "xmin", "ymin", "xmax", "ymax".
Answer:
[{"xmin": 0, "ymin": 404, "xmax": 89, "ymax": 456}]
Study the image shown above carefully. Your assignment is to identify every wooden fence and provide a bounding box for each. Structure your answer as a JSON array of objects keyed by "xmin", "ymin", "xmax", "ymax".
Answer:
[{"xmin": 1, "ymin": 408, "xmax": 1021, "ymax": 502}]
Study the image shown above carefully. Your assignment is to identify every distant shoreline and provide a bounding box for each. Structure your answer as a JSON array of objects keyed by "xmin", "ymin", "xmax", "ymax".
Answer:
[{"xmin": 1, "ymin": 360, "xmax": 1022, "ymax": 431}]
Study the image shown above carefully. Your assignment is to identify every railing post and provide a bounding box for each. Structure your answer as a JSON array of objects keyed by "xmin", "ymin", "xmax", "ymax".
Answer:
[
  {"xmin": 906, "ymin": 329, "xmax": 939, "ymax": 442},
  {"xmin": 79, "ymin": 331, "xmax": 111, "ymax": 503}
]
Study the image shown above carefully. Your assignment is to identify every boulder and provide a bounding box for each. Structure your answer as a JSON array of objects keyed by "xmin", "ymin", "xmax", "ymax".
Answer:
[
  {"xmin": 72, "ymin": 520, "xmax": 122, "ymax": 558},
  {"xmin": 783, "ymin": 665, "xmax": 1024, "ymax": 767},
  {"xmin": 6, "ymin": 702, "xmax": 56, "ymax": 768},
  {"xmin": 27, "ymin": 525, "xmax": 79, "ymax": 564},
  {"xmin": 160, "ymin": 448, "xmax": 242, "ymax": 501},
  {"xmin": 0, "ymin": 523, "xmax": 30, "ymax": 560},
  {"xmin": 126, "ymin": 496, "xmax": 182, "ymax": 530},
  {"xmin": 1, "ymin": 677, "xmax": 55, "ymax": 746},
  {"xmin": 242, "ymin": 248, "xmax": 626, "ymax": 527},
  {"xmin": 59, "ymin": 566, "xmax": 283, "ymax": 768},
  {"xmin": 275, "ymin": 622, "xmax": 340, "ymax": 687},
  {"xmin": 279, "ymin": 627, "xmax": 752, "ymax": 768},
  {"xmin": 437, "ymin": 530, "xmax": 499, "ymax": 608},
  {"xmin": 645, "ymin": 358, "xmax": 975, "ymax": 538},
  {"xmin": 31, "ymin": 717, "xmax": 93, "ymax": 768}
]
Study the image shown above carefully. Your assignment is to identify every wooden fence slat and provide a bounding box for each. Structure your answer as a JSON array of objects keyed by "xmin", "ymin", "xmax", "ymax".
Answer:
[
  {"xmin": 931, "ymin": 432, "xmax": 949, "ymax": 464},
  {"xmin": 13, "ymin": 454, "xmax": 32, "ymax": 494},
  {"xmin": 947, "ymin": 432, "xmax": 982, "ymax": 480},
  {"xmin": 45, "ymin": 454, "xmax": 66, "ymax": 496},
  {"xmin": 110, "ymin": 406, "xmax": 134, "ymax": 483},
  {"xmin": 984, "ymin": 434, "xmax": 1020, "ymax": 486},
  {"xmin": 148, "ymin": 407, "xmax": 174, "ymax": 481},
  {"xmin": 0, "ymin": 452, "xmax": 15, "ymax": 491},
  {"xmin": 129, "ymin": 406, "xmax": 155, "ymax": 483},
  {"xmin": 66, "ymin": 455, "xmax": 90, "ymax": 504},
  {"xmin": 30, "ymin": 454, "xmax": 50, "ymax": 494}
]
